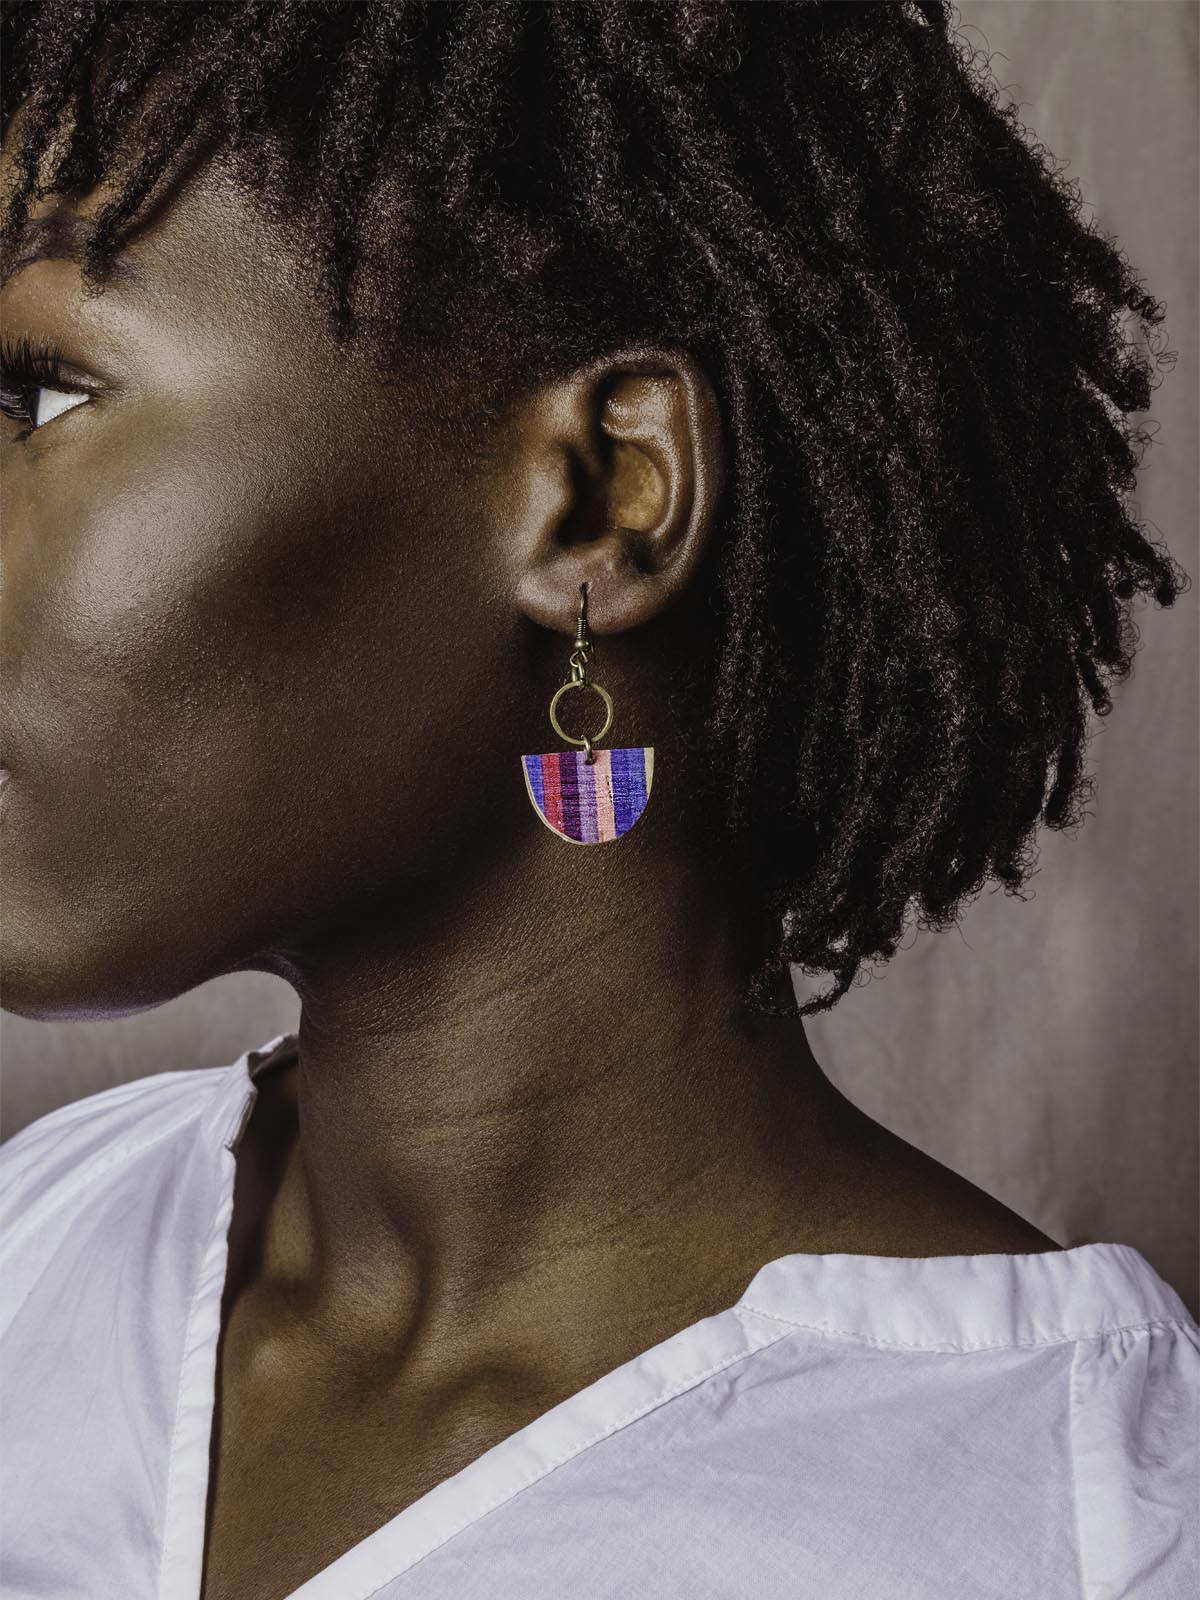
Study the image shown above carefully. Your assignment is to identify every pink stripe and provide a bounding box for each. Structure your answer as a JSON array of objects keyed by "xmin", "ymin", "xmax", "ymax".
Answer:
[
  {"xmin": 593, "ymin": 748, "xmax": 616, "ymax": 841},
  {"xmin": 540, "ymin": 752, "xmax": 563, "ymax": 832}
]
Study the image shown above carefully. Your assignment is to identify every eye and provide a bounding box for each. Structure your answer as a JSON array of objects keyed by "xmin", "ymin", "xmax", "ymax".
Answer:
[{"xmin": 0, "ymin": 332, "xmax": 93, "ymax": 435}]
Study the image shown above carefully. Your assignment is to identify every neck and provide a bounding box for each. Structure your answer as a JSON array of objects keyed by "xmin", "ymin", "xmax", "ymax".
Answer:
[{"xmin": 239, "ymin": 839, "xmax": 878, "ymax": 1389}]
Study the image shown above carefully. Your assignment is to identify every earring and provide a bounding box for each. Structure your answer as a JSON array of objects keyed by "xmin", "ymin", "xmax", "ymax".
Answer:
[{"xmin": 520, "ymin": 582, "xmax": 654, "ymax": 845}]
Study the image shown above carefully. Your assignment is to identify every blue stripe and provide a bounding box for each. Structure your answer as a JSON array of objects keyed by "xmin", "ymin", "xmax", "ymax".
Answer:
[
  {"xmin": 614, "ymin": 746, "xmax": 649, "ymax": 836},
  {"xmin": 622, "ymin": 747, "xmax": 647, "ymax": 828},
  {"xmin": 524, "ymin": 754, "xmax": 545, "ymax": 814}
]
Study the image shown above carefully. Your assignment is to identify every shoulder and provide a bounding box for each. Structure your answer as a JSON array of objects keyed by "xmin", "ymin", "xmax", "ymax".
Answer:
[
  {"xmin": 819, "ymin": 1108, "xmax": 1068, "ymax": 1258},
  {"xmin": 0, "ymin": 1062, "xmax": 232, "ymax": 1246}
]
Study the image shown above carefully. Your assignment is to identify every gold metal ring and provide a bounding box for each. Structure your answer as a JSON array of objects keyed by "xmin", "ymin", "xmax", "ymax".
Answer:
[{"xmin": 549, "ymin": 679, "xmax": 613, "ymax": 748}]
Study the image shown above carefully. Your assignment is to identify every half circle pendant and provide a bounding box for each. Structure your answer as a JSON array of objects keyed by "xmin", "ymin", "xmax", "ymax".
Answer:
[{"xmin": 520, "ymin": 747, "xmax": 654, "ymax": 845}]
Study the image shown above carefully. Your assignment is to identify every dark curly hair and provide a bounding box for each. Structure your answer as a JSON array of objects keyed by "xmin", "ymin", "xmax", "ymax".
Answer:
[{"xmin": 0, "ymin": 0, "xmax": 1187, "ymax": 1018}]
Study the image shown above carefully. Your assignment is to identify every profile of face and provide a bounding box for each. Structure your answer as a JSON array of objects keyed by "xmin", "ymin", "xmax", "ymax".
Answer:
[{"xmin": 0, "ymin": 142, "xmax": 731, "ymax": 1022}]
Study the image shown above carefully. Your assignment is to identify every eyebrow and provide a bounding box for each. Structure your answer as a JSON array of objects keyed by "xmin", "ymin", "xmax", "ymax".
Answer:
[{"xmin": 7, "ymin": 211, "xmax": 149, "ymax": 293}]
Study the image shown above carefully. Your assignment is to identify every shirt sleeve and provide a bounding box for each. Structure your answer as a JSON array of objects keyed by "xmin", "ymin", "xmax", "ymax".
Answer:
[
  {"xmin": 0, "ymin": 1069, "xmax": 218, "ymax": 1335},
  {"xmin": 1069, "ymin": 1316, "xmax": 1200, "ymax": 1599}
]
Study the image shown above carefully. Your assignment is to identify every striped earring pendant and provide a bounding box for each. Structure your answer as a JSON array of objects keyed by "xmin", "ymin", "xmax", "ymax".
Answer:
[
  {"xmin": 522, "ymin": 746, "xmax": 655, "ymax": 845},
  {"xmin": 521, "ymin": 583, "xmax": 654, "ymax": 846}
]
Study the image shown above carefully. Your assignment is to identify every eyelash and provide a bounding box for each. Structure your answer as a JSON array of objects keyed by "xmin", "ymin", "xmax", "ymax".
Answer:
[{"xmin": 0, "ymin": 332, "xmax": 91, "ymax": 434}]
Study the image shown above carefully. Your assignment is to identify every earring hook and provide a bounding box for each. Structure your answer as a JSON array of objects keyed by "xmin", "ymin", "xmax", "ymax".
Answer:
[{"xmin": 570, "ymin": 582, "xmax": 592, "ymax": 683}]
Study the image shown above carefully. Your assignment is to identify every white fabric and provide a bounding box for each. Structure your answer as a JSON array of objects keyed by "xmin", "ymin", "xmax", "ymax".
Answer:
[{"xmin": 1, "ymin": 1031, "xmax": 1196, "ymax": 1600}]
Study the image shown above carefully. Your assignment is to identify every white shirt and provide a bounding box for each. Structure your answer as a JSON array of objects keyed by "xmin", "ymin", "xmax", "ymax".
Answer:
[{"xmin": 1, "ymin": 1030, "xmax": 1196, "ymax": 1600}]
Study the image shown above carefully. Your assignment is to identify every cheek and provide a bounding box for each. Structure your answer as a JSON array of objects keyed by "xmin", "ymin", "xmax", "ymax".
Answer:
[{"xmin": 0, "ymin": 413, "xmax": 513, "ymax": 1009}]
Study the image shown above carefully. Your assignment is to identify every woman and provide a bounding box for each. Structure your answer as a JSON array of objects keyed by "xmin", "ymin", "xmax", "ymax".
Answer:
[{"xmin": 0, "ymin": 2, "xmax": 1194, "ymax": 1597}]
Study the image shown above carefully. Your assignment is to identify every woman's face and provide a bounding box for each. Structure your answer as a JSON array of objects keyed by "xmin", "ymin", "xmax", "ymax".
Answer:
[{"xmin": 0, "ymin": 156, "xmax": 542, "ymax": 1017}]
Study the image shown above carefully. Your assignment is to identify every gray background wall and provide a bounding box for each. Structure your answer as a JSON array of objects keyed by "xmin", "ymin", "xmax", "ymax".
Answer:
[{"xmin": 2, "ymin": 0, "xmax": 1197, "ymax": 1314}]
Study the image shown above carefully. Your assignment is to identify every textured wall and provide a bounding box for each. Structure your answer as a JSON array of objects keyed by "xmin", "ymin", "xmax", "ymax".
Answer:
[
  {"xmin": 2, "ymin": 1, "xmax": 1196, "ymax": 1314},
  {"xmin": 801, "ymin": 0, "xmax": 1200, "ymax": 1315}
]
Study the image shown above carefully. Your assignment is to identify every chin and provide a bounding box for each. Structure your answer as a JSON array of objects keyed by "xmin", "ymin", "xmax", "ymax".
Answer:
[{"xmin": 0, "ymin": 933, "xmax": 172, "ymax": 1023}]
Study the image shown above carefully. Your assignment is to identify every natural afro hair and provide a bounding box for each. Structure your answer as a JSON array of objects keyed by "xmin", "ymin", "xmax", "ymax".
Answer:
[{"xmin": 0, "ymin": 0, "xmax": 1188, "ymax": 1017}]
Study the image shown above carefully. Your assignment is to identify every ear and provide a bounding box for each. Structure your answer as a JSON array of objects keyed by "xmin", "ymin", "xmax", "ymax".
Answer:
[{"xmin": 508, "ymin": 345, "xmax": 727, "ymax": 636}]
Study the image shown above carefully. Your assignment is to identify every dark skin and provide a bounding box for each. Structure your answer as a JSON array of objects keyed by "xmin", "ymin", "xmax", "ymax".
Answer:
[{"xmin": 0, "ymin": 141, "xmax": 1060, "ymax": 1600}]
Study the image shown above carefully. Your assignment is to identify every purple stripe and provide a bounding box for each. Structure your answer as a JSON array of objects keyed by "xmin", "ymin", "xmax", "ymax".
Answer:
[
  {"xmin": 557, "ymin": 751, "xmax": 582, "ymax": 841},
  {"xmin": 576, "ymin": 751, "xmax": 599, "ymax": 842}
]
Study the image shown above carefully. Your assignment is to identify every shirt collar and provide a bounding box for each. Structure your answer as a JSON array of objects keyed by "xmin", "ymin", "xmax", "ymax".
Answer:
[
  {"xmin": 736, "ymin": 1239, "xmax": 1194, "ymax": 1351},
  {"xmin": 202, "ymin": 1031, "xmax": 1194, "ymax": 1353}
]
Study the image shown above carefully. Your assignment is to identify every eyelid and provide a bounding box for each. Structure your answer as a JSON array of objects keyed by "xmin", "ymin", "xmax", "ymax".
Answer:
[
  {"xmin": 0, "ymin": 330, "xmax": 102, "ymax": 433},
  {"xmin": 0, "ymin": 333, "xmax": 98, "ymax": 384}
]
